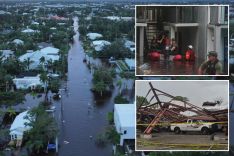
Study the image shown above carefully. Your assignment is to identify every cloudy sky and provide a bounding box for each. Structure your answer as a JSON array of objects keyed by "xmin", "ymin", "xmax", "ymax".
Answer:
[{"xmin": 136, "ymin": 81, "xmax": 229, "ymax": 107}]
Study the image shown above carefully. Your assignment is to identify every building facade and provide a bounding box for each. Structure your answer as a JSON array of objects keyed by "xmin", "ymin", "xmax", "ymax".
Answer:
[{"xmin": 136, "ymin": 5, "xmax": 228, "ymax": 73}]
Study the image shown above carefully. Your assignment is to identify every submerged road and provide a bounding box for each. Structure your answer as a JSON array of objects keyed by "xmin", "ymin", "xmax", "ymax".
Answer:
[{"xmin": 58, "ymin": 17, "xmax": 113, "ymax": 156}]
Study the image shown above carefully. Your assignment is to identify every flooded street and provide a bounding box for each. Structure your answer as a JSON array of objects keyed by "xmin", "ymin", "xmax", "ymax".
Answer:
[
  {"xmin": 57, "ymin": 17, "xmax": 114, "ymax": 156},
  {"xmin": 137, "ymin": 57, "xmax": 203, "ymax": 75}
]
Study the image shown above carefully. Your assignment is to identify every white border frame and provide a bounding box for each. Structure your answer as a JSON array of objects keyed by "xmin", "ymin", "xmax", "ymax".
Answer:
[
  {"xmin": 135, "ymin": 5, "xmax": 230, "ymax": 77},
  {"xmin": 135, "ymin": 80, "xmax": 230, "ymax": 152}
]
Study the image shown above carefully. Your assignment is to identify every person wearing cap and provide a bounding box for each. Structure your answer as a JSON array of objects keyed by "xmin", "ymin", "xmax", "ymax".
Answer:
[
  {"xmin": 198, "ymin": 51, "xmax": 222, "ymax": 75},
  {"xmin": 185, "ymin": 45, "xmax": 195, "ymax": 61}
]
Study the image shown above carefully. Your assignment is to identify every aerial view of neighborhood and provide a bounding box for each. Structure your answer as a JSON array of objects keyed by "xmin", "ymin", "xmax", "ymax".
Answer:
[{"xmin": 0, "ymin": 0, "xmax": 233, "ymax": 156}]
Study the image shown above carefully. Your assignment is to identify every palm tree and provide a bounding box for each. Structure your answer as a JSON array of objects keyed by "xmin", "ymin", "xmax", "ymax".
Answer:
[
  {"xmin": 93, "ymin": 81, "xmax": 106, "ymax": 96},
  {"xmin": 39, "ymin": 56, "xmax": 45, "ymax": 70},
  {"xmin": 116, "ymin": 79, "xmax": 122, "ymax": 95},
  {"xmin": 7, "ymin": 107, "xmax": 16, "ymax": 121},
  {"xmin": 24, "ymin": 58, "xmax": 34, "ymax": 71},
  {"xmin": 46, "ymin": 59, "xmax": 53, "ymax": 72},
  {"xmin": 39, "ymin": 71, "xmax": 48, "ymax": 102}
]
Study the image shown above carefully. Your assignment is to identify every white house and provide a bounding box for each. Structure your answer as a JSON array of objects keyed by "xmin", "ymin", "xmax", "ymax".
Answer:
[
  {"xmin": 124, "ymin": 58, "xmax": 135, "ymax": 71},
  {"xmin": 0, "ymin": 50, "xmax": 14, "ymax": 60},
  {"xmin": 31, "ymin": 21, "xmax": 39, "ymax": 25},
  {"xmin": 87, "ymin": 33, "xmax": 103, "ymax": 40},
  {"xmin": 13, "ymin": 74, "xmax": 45, "ymax": 89},
  {"xmin": 19, "ymin": 47, "xmax": 59, "ymax": 70},
  {"xmin": 12, "ymin": 39, "xmax": 24, "ymax": 45},
  {"xmin": 104, "ymin": 16, "xmax": 133, "ymax": 21},
  {"xmin": 21, "ymin": 28, "xmax": 40, "ymax": 33},
  {"xmin": 92, "ymin": 40, "xmax": 111, "ymax": 52},
  {"xmin": 114, "ymin": 104, "xmax": 135, "ymax": 146},
  {"xmin": 124, "ymin": 40, "xmax": 135, "ymax": 52},
  {"xmin": 10, "ymin": 111, "xmax": 32, "ymax": 141}
]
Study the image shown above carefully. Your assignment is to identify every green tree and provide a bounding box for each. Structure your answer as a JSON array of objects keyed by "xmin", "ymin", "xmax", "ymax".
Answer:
[
  {"xmin": 105, "ymin": 126, "xmax": 120, "ymax": 145},
  {"xmin": 39, "ymin": 56, "xmax": 45, "ymax": 70},
  {"xmin": 93, "ymin": 81, "xmax": 106, "ymax": 96},
  {"xmin": 0, "ymin": 91, "xmax": 25, "ymax": 106},
  {"xmin": 24, "ymin": 58, "xmax": 34, "ymax": 71},
  {"xmin": 39, "ymin": 71, "xmax": 49, "ymax": 101},
  {"xmin": 116, "ymin": 79, "xmax": 122, "ymax": 95},
  {"xmin": 136, "ymin": 96, "xmax": 149, "ymax": 108},
  {"xmin": 24, "ymin": 104, "xmax": 58, "ymax": 154}
]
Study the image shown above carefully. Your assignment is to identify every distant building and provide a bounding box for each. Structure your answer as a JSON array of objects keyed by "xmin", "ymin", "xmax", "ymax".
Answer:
[
  {"xmin": 13, "ymin": 73, "xmax": 45, "ymax": 89},
  {"xmin": 12, "ymin": 39, "xmax": 24, "ymax": 45},
  {"xmin": 31, "ymin": 21, "xmax": 39, "ymax": 25},
  {"xmin": 104, "ymin": 16, "xmax": 133, "ymax": 21},
  {"xmin": 21, "ymin": 28, "xmax": 40, "ymax": 33},
  {"xmin": 87, "ymin": 33, "xmax": 103, "ymax": 40},
  {"xmin": 19, "ymin": 47, "xmax": 59, "ymax": 70},
  {"xmin": 0, "ymin": 50, "xmax": 14, "ymax": 60},
  {"xmin": 114, "ymin": 104, "xmax": 135, "ymax": 146},
  {"xmin": 92, "ymin": 40, "xmax": 111, "ymax": 52}
]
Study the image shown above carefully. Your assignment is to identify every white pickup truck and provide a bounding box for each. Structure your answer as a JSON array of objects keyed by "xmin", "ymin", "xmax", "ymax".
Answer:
[{"xmin": 170, "ymin": 119, "xmax": 216, "ymax": 135}]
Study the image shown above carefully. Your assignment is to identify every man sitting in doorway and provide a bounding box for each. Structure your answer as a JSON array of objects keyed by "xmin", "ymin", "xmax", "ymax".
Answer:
[
  {"xmin": 198, "ymin": 51, "xmax": 222, "ymax": 75},
  {"xmin": 169, "ymin": 38, "xmax": 178, "ymax": 55}
]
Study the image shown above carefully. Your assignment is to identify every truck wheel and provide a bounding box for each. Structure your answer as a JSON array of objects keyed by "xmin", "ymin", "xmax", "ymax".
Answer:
[
  {"xmin": 201, "ymin": 127, "xmax": 209, "ymax": 135},
  {"xmin": 174, "ymin": 127, "xmax": 181, "ymax": 134}
]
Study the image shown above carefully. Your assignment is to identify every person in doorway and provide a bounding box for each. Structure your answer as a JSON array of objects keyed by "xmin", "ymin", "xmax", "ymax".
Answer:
[
  {"xmin": 169, "ymin": 38, "xmax": 178, "ymax": 55},
  {"xmin": 162, "ymin": 31, "xmax": 171, "ymax": 60},
  {"xmin": 150, "ymin": 36, "xmax": 157, "ymax": 50},
  {"xmin": 198, "ymin": 51, "xmax": 222, "ymax": 75},
  {"xmin": 185, "ymin": 45, "xmax": 195, "ymax": 61},
  {"xmin": 156, "ymin": 32, "xmax": 165, "ymax": 51}
]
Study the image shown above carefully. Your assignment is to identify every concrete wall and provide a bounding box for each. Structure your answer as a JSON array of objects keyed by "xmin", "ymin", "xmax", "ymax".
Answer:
[{"xmin": 196, "ymin": 6, "xmax": 209, "ymax": 61}]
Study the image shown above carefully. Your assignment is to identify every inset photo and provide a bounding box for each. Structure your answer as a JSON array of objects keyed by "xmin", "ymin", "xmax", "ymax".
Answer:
[
  {"xmin": 136, "ymin": 80, "xmax": 229, "ymax": 151},
  {"xmin": 135, "ymin": 5, "xmax": 229, "ymax": 76}
]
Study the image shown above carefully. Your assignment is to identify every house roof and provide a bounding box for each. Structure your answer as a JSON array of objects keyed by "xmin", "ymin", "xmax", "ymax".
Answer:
[
  {"xmin": 19, "ymin": 47, "xmax": 59, "ymax": 69},
  {"xmin": 114, "ymin": 104, "xmax": 135, "ymax": 127},
  {"xmin": 21, "ymin": 28, "xmax": 39, "ymax": 33},
  {"xmin": 92, "ymin": 40, "xmax": 111, "ymax": 51},
  {"xmin": 10, "ymin": 111, "xmax": 32, "ymax": 136},
  {"xmin": 125, "ymin": 58, "xmax": 135, "ymax": 69},
  {"xmin": 16, "ymin": 72, "xmax": 38, "ymax": 78},
  {"xmin": 87, "ymin": 33, "xmax": 103, "ymax": 40},
  {"xmin": 12, "ymin": 39, "xmax": 24, "ymax": 45}
]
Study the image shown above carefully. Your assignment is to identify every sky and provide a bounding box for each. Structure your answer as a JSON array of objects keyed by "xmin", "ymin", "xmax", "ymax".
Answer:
[{"xmin": 136, "ymin": 80, "xmax": 229, "ymax": 107}]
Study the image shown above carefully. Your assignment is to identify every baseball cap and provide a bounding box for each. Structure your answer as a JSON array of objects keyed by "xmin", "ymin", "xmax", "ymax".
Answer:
[{"xmin": 207, "ymin": 51, "xmax": 217, "ymax": 57}]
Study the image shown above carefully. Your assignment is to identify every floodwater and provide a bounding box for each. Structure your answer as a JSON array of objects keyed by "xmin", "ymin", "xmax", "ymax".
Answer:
[
  {"xmin": 137, "ymin": 56, "xmax": 204, "ymax": 75},
  {"xmin": 57, "ymin": 17, "xmax": 134, "ymax": 156}
]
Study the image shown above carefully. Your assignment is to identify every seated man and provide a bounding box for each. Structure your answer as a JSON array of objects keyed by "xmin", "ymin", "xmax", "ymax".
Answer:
[{"xmin": 198, "ymin": 51, "xmax": 222, "ymax": 75}]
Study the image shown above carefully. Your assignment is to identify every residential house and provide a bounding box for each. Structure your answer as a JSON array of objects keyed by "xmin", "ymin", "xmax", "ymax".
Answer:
[
  {"xmin": 13, "ymin": 73, "xmax": 45, "ymax": 89},
  {"xmin": 19, "ymin": 47, "xmax": 59, "ymax": 70},
  {"xmin": 10, "ymin": 111, "xmax": 31, "ymax": 143},
  {"xmin": 114, "ymin": 104, "xmax": 135, "ymax": 146},
  {"xmin": 87, "ymin": 33, "xmax": 103, "ymax": 40},
  {"xmin": 92, "ymin": 40, "xmax": 111, "ymax": 52}
]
